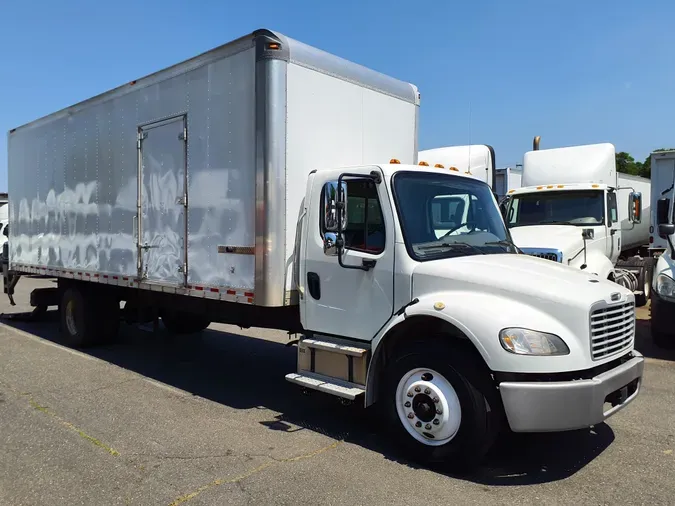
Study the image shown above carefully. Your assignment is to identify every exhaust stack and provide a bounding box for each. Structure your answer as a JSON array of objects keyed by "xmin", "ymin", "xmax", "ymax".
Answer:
[{"xmin": 533, "ymin": 136, "xmax": 541, "ymax": 151}]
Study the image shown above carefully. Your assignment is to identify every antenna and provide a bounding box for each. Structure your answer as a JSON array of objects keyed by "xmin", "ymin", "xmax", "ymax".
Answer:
[{"xmin": 466, "ymin": 102, "xmax": 472, "ymax": 175}]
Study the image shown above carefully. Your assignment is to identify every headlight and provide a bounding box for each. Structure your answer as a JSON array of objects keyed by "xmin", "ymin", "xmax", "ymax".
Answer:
[
  {"xmin": 499, "ymin": 328, "xmax": 570, "ymax": 356},
  {"xmin": 655, "ymin": 274, "xmax": 675, "ymax": 302}
]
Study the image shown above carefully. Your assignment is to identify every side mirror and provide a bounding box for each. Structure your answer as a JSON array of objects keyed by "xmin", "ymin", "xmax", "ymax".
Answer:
[
  {"xmin": 659, "ymin": 223, "xmax": 675, "ymax": 239},
  {"xmin": 323, "ymin": 232, "xmax": 338, "ymax": 256},
  {"xmin": 657, "ymin": 197, "xmax": 671, "ymax": 226},
  {"xmin": 582, "ymin": 228, "xmax": 594, "ymax": 240},
  {"xmin": 629, "ymin": 192, "xmax": 642, "ymax": 224},
  {"xmin": 323, "ymin": 181, "xmax": 348, "ymax": 233}
]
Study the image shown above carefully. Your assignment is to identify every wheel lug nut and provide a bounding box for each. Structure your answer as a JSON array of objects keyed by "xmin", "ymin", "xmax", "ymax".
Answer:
[
  {"xmin": 415, "ymin": 421, "xmax": 422, "ymax": 428},
  {"xmin": 432, "ymin": 396, "xmax": 439, "ymax": 403},
  {"xmin": 436, "ymin": 408, "xmax": 443, "ymax": 415},
  {"xmin": 407, "ymin": 392, "xmax": 413, "ymax": 397},
  {"xmin": 433, "ymin": 419, "xmax": 440, "ymax": 425},
  {"xmin": 424, "ymin": 388, "xmax": 431, "ymax": 395},
  {"xmin": 404, "ymin": 401, "xmax": 411, "ymax": 408},
  {"xmin": 425, "ymin": 423, "xmax": 432, "ymax": 430},
  {"xmin": 414, "ymin": 386, "xmax": 421, "ymax": 393},
  {"xmin": 407, "ymin": 412, "xmax": 415, "ymax": 419}
]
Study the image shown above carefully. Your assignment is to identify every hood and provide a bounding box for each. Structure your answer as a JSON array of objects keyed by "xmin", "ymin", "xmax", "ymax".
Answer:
[
  {"xmin": 412, "ymin": 253, "xmax": 629, "ymax": 311},
  {"xmin": 509, "ymin": 225, "xmax": 593, "ymax": 260}
]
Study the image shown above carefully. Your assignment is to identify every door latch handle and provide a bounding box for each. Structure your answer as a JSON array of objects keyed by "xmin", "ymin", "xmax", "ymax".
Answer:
[{"xmin": 141, "ymin": 243, "xmax": 159, "ymax": 251}]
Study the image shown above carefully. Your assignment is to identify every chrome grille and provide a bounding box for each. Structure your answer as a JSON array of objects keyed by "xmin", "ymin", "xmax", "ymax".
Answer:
[
  {"xmin": 590, "ymin": 302, "xmax": 635, "ymax": 360},
  {"xmin": 520, "ymin": 248, "xmax": 563, "ymax": 263}
]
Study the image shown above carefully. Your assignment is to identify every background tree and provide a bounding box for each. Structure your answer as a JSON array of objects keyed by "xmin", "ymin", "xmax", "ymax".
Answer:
[{"xmin": 616, "ymin": 148, "xmax": 675, "ymax": 178}]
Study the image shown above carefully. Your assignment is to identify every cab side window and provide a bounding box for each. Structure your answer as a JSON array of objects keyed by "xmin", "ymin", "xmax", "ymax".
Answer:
[
  {"xmin": 320, "ymin": 179, "xmax": 385, "ymax": 254},
  {"xmin": 607, "ymin": 192, "xmax": 618, "ymax": 225}
]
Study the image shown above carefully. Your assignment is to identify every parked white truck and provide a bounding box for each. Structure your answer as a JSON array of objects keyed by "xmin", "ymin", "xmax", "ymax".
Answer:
[
  {"xmin": 650, "ymin": 150, "xmax": 675, "ymax": 348},
  {"xmin": 504, "ymin": 140, "xmax": 653, "ymax": 306},
  {"xmin": 2, "ymin": 29, "xmax": 644, "ymax": 470}
]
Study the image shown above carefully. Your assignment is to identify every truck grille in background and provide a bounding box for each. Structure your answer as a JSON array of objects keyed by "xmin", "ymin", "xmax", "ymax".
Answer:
[
  {"xmin": 520, "ymin": 248, "xmax": 563, "ymax": 263},
  {"xmin": 590, "ymin": 302, "xmax": 635, "ymax": 360}
]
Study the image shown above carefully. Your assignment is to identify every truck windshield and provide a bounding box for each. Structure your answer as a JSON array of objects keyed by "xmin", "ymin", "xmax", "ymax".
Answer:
[
  {"xmin": 506, "ymin": 190, "xmax": 604, "ymax": 228},
  {"xmin": 392, "ymin": 171, "xmax": 516, "ymax": 261}
]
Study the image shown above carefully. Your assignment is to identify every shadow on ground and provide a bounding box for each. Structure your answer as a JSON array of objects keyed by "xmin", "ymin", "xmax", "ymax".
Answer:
[{"xmin": 1, "ymin": 309, "xmax": 616, "ymax": 486}]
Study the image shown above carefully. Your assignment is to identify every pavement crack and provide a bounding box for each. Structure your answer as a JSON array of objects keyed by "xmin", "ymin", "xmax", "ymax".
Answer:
[
  {"xmin": 26, "ymin": 396, "xmax": 120, "ymax": 457},
  {"xmin": 167, "ymin": 439, "xmax": 342, "ymax": 506}
]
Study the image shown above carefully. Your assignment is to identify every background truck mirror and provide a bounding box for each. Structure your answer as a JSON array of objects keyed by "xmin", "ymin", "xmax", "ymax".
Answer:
[
  {"xmin": 2, "ymin": 225, "xmax": 7, "ymax": 237},
  {"xmin": 656, "ymin": 197, "xmax": 671, "ymax": 226},
  {"xmin": 629, "ymin": 192, "xmax": 642, "ymax": 224},
  {"xmin": 323, "ymin": 181, "xmax": 348, "ymax": 233}
]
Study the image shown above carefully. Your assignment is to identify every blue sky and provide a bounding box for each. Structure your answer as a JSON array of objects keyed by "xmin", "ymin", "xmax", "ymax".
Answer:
[{"xmin": 1, "ymin": 0, "xmax": 673, "ymax": 191}]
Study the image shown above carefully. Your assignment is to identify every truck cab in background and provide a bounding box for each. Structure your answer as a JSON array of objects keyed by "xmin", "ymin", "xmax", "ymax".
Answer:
[
  {"xmin": 504, "ymin": 141, "xmax": 653, "ymax": 306},
  {"xmin": 650, "ymin": 150, "xmax": 675, "ymax": 348}
]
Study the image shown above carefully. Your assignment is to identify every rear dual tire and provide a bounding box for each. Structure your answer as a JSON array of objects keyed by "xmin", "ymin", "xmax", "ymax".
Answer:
[
  {"xmin": 380, "ymin": 340, "xmax": 502, "ymax": 472},
  {"xmin": 161, "ymin": 311, "xmax": 211, "ymax": 335},
  {"xmin": 60, "ymin": 285, "xmax": 120, "ymax": 348}
]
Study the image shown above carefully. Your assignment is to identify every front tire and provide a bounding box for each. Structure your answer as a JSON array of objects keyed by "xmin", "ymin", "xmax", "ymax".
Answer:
[{"xmin": 380, "ymin": 340, "xmax": 502, "ymax": 472}]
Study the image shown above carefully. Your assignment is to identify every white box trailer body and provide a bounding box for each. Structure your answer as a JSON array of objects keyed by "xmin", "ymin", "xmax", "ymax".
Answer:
[
  {"xmin": 650, "ymin": 151, "xmax": 675, "ymax": 252},
  {"xmin": 494, "ymin": 167, "xmax": 522, "ymax": 199},
  {"xmin": 506, "ymin": 142, "xmax": 653, "ymax": 305},
  {"xmin": 7, "ymin": 29, "xmax": 419, "ymax": 307},
  {"xmin": 2, "ymin": 33, "xmax": 645, "ymax": 471},
  {"xmin": 417, "ymin": 145, "xmax": 495, "ymax": 189}
]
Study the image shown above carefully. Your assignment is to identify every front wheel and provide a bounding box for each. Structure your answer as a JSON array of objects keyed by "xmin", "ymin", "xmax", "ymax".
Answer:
[{"xmin": 380, "ymin": 341, "xmax": 502, "ymax": 472}]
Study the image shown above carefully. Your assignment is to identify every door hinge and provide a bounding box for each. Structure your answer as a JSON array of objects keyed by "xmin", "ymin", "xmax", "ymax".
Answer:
[
  {"xmin": 176, "ymin": 194, "xmax": 187, "ymax": 206},
  {"xmin": 178, "ymin": 128, "xmax": 187, "ymax": 142},
  {"xmin": 178, "ymin": 263, "xmax": 187, "ymax": 274}
]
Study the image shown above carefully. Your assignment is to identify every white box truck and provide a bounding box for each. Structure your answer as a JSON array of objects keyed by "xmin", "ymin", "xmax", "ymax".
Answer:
[
  {"xmin": 2, "ymin": 29, "xmax": 644, "ymax": 470},
  {"xmin": 650, "ymin": 150, "xmax": 675, "ymax": 348},
  {"xmin": 494, "ymin": 166, "xmax": 523, "ymax": 199},
  {"xmin": 504, "ymin": 139, "xmax": 653, "ymax": 306}
]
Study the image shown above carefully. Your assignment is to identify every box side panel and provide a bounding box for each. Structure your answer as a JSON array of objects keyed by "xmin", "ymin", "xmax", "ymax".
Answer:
[
  {"xmin": 284, "ymin": 62, "xmax": 417, "ymax": 294},
  {"xmin": 186, "ymin": 47, "xmax": 256, "ymax": 290},
  {"xmin": 8, "ymin": 46, "xmax": 256, "ymax": 291}
]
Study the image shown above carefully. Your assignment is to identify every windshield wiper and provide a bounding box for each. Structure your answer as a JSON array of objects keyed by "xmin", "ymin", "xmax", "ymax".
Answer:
[
  {"xmin": 418, "ymin": 242, "xmax": 486, "ymax": 255},
  {"xmin": 485, "ymin": 239, "xmax": 522, "ymax": 253},
  {"xmin": 539, "ymin": 220, "xmax": 575, "ymax": 225}
]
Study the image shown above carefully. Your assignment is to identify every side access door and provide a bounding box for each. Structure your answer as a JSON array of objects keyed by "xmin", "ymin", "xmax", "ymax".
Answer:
[
  {"xmin": 299, "ymin": 167, "xmax": 395, "ymax": 341},
  {"xmin": 137, "ymin": 115, "xmax": 188, "ymax": 285}
]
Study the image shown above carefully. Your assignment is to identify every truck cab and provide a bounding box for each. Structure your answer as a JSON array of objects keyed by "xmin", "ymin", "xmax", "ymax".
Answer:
[
  {"xmin": 651, "ymin": 150, "xmax": 675, "ymax": 348},
  {"xmin": 289, "ymin": 161, "xmax": 644, "ymax": 468},
  {"xmin": 504, "ymin": 142, "xmax": 651, "ymax": 306}
]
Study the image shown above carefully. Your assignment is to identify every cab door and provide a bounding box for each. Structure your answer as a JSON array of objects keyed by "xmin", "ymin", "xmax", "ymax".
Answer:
[{"xmin": 299, "ymin": 167, "xmax": 395, "ymax": 341}]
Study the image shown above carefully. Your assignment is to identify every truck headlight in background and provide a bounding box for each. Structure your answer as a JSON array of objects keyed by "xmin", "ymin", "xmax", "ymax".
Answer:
[
  {"xmin": 655, "ymin": 274, "xmax": 675, "ymax": 302},
  {"xmin": 499, "ymin": 328, "xmax": 570, "ymax": 356}
]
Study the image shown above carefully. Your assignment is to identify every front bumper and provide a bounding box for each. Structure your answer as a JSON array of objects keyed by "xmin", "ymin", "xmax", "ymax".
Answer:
[{"xmin": 498, "ymin": 351, "xmax": 644, "ymax": 432}]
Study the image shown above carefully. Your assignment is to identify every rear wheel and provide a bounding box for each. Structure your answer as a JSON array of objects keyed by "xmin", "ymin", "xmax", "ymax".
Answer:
[
  {"xmin": 634, "ymin": 258, "xmax": 654, "ymax": 307},
  {"xmin": 60, "ymin": 285, "xmax": 120, "ymax": 348},
  {"xmin": 161, "ymin": 311, "xmax": 211, "ymax": 335},
  {"xmin": 380, "ymin": 340, "xmax": 502, "ymax": 472}
]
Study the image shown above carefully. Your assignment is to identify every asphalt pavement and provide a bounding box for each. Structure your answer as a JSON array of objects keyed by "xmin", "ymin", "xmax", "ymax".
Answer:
[{"xmin": 0, "ymin": 277, "xmax": 674, "ymax": 505}]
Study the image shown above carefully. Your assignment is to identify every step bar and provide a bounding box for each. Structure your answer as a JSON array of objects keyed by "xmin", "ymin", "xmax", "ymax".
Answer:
[{"xmin": 285, "ymin": 371, "xmax": 365, "ymax": 401}]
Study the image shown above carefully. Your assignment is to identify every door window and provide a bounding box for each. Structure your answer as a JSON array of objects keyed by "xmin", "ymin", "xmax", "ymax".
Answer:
[
  {"xmin": 320, "ymin": 179, "xmax": 385, "ymax": 254},
  {"xmin": 607, "ymin": 192, "xmax": 618, "ymax": 225}
]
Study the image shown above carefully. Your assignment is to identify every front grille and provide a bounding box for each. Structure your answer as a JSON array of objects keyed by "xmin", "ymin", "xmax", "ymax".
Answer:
[
  {"xmin": 520, "ymin": 248, "xmax": 563, "ymax": 262},
  {"xmin": 590, "ymin": 302, "xmax": 635, "ymax": 360}
]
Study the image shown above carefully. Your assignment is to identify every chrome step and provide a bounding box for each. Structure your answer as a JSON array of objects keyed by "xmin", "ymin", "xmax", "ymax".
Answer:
[
  {"xmin": 301, "ymin": 338, "xmax": 368, "ymax": 357},
  {"xmin": 285, "ymin": 372, "xmax": 365, "ymax": 400}
]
